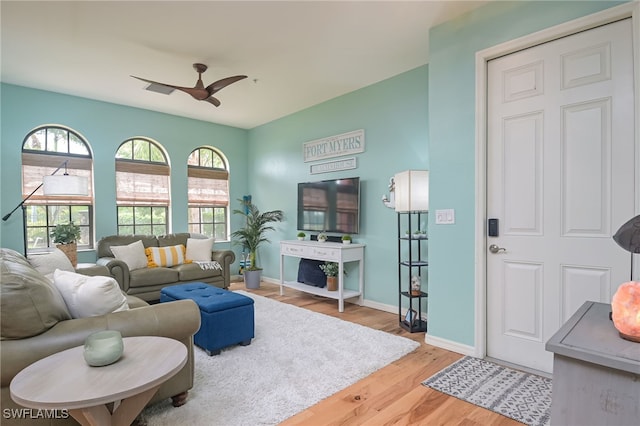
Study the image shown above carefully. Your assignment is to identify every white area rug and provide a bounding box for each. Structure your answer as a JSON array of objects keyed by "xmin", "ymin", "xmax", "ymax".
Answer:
[
  {"xmin": 141, "ymin": 291, "xmax": 419, "ymax": 425},
  {"xmin": 422, "ymin": 356, "xmax": 552, "ymax": 426}
]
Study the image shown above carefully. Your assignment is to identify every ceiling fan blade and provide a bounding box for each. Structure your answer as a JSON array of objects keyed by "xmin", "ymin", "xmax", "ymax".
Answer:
[
  {"xmin": 205, "ymin": 96, "xmax": 221, "ymax": 107},
  {"xmin": 206, "ymin": 75, "xmax": 247, "ymax": 95},
  {"xmin": 132, "ymin": 75, "xmax": 209, "ymax": 99},
  {"xmin": 174, "ymin": 86, "xmax": 210, "ymax": 100},
  {"xmin": 131, "ymin": 75, "xmax": 179, "ymax": 90}
]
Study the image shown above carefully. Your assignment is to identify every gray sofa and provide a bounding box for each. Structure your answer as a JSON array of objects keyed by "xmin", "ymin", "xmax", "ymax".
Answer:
[
  {"xmin": 97, "ymin": 233, "xmax": 235, "ymax": 302},
  {"xmin": 0, "ymin": 248, "xmax": 201, "ymax": 426}
]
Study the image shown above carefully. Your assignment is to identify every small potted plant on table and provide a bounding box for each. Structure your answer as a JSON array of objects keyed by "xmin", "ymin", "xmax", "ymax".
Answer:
[
  {"xmin": 297, "ymin": 231, "xmax": 306, "ymax": 241},
  {"xmin": 341, "ymin": 234, "xmax": 352, "ymax": 244},
  {"xmin": 319, "ymin": 261, "xmax": 339, "ymax": 291},
  {"xmin": 50, "ymin": 222, "xmax": 81, "ymax": 267}
]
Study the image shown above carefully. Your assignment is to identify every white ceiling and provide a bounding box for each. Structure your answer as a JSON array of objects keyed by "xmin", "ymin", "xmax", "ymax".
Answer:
[{"xmin": 1, "ymin": 1, "xmax": 489, "ymax": 129}]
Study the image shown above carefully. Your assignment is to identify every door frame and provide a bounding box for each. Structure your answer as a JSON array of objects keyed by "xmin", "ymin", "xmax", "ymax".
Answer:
[{"xmin": 473, "ymin": 2, "xmax": 640, "ymax": 359}]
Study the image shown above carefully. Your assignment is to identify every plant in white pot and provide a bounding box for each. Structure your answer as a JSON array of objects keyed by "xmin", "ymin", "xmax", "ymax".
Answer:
[
  {"xmin": 231, "ymin": 199, "xmax": 284, "ymax": 289},
  {"xmin": 50, "ymin": 222, "xmax": 81, "ymax": 267}
]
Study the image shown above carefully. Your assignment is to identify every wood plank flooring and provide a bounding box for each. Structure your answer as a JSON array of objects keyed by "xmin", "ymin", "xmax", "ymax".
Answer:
[{"xmin": 229, "ymin": 281, "xmax": 522, "ymax": 426}]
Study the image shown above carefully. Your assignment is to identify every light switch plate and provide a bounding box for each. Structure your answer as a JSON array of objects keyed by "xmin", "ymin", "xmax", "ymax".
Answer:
[{"xmin": 435, "ymin": 209, "xmax": 455, "ymax": 224}]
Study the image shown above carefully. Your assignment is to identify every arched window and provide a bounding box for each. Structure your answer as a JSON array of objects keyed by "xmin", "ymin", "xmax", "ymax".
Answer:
[
  {"xmin": 187, "ymin": 147, "xmax": 229, "ymax": 240},
  {"xmin": 115, "ymin": 138, "xmax": 170, "ymax": 235},
  {"xmin": 21, "ymin": 126, "xmax": 93, "ymax": 252}
]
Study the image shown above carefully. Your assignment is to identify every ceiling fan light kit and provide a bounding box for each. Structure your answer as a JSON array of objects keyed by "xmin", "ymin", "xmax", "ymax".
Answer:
[{"xmin": 131, "ymin": 63, "xmax": 247, "ymax": 107}]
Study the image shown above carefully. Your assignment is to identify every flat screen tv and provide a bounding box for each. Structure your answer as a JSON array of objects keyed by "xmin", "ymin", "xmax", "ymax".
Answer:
[{"xmin": 297, "ymin": 177, "xmax": 360, "ymax": 234}]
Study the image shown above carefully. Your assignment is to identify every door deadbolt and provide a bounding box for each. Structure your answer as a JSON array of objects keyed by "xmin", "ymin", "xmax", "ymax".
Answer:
[{"xmin": 489, "ymin": 244, "xmax": 506, "ymax": 254}]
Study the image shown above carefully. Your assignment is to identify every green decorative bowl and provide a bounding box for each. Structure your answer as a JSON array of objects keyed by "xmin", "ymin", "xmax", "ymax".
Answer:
[{"xmin": 83, "ymin": 330, "xmax": 124, "ymax": 367}]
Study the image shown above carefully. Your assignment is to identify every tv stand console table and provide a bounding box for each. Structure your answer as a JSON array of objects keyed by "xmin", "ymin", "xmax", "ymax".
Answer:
[{"xmin": 279, "ymin": 240, "xmax": 365, "ymax": 312}]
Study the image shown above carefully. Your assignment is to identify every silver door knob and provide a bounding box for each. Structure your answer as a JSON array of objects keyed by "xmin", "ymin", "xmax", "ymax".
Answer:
[{"xmin": 489, "ymin": 244, "xmax": 506, "ymax": 254}]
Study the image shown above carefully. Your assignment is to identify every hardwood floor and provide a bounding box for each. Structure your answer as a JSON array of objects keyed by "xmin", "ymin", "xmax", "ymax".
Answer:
[{"xmin": 229, "ymin": 281, "xmax": 522, "ymax": 426}]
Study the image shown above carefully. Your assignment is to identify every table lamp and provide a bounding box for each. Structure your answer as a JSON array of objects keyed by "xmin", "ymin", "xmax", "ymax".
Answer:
[{"xmin": 611, "ymin": 215, "xmax": 640, "ymax": 342}]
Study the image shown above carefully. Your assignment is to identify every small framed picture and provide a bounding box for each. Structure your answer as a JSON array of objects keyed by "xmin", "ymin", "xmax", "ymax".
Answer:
[{"xmin": 404, "ymin": 309, "xmax": 418, "ymax": 326}]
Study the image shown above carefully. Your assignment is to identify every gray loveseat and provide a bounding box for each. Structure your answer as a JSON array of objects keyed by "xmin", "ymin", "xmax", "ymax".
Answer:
[{"xmin": 97, "ymin": 233, "xmax": 235, "ymax": 302}]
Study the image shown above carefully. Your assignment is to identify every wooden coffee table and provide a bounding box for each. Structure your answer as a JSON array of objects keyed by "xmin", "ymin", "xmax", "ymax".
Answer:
[{"xmin": 10, "ymin": 335, "xmax": 187, "ymax": 426}]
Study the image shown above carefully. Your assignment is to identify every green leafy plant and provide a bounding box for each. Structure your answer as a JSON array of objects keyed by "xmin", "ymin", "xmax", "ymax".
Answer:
[
  {"xmin": 231, "ymin": 199, "xmax": 284, "ymax": 271},
  {"xmin": 341, "ymin": 234, "xmax": 352, "ymax": 242},
  {"xmin": 297, "ymin": 231, "xmax": 306, "ymax": 238},
  {"xmin": 319, "ymin": 261, "xmax": 339, "ymax": 277},
  {"xmin": 50, "ymin": 222, "xmax": 81, "ymax": 244}
]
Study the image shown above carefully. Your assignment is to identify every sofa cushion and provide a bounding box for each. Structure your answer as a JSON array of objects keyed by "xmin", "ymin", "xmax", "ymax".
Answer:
[
  {"xmin": 145, "ymin": 244, "xmax": 188, "ymax": 268},
  {"xmin": 157, "ymin": 233, "xmax": 190, "ymax": 247},
  {"xmin": 173, "ymin": 263, "xmax": 223, "ymax": 281},
  {"xmin": 28, "ymin": 248, "xmax": 75, "ymax": 278},
  {"xmin": 52, "ymin": 270, "xmax": 129, "ymax": 318},
  {"xmin": 186, "ymin": 237, "xmax": 214, "ymax": 262},
  {"xmin": 129, "ymin": 267, "xmax": 180, "ymax": 288},
  {"xmin": 1, "ymin": 249, "xmax": 72, "ymax": 340},
  {"xmin": 97, "ymin": 234, "xmax": 159, "ymax": 258},
  {"xmin": 111, "ymin": 240, "xmax": 148, "ymax": 271}
]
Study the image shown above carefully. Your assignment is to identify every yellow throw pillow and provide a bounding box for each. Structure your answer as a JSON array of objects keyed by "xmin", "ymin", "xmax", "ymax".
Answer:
[{"xmin": 145, "ymin": 244, "xmax": 189, "ymax": 268}]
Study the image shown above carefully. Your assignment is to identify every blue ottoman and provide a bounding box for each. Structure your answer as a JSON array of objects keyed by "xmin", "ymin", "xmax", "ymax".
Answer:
[{"xmin": 160, "ymin": 283, "xmax": 254, "ymax": 356}]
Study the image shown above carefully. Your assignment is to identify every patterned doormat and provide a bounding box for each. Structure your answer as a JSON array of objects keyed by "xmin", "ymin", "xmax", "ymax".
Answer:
[{"xmin": 422, "ymin": 356, "xmax": 552, "ymax": 426}]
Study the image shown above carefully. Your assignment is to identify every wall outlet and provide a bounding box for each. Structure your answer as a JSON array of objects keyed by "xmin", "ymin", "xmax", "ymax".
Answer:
[{"xmin": 435, "ymin": 209, "xmax": 455, "ymax": 224}]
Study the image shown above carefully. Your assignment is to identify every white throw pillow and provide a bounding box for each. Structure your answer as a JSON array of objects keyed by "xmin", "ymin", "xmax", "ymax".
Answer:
[
  {"xmin": 29, "ymin": 249, "xmax": 75, "ymax": 276},
  {"xmin": 186, "ymin": 237, "xmax": 214, "ymax": 262},
  {"xmin": 110, "ymin": 240, "xmax": 148, "ymax": 271},
  {"xmin": 52, "ymin": 270, "xmax": 129, "ymax": 318}
]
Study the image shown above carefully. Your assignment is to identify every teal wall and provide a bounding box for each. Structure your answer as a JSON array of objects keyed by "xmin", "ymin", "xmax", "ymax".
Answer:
[
  {"xmin": 0, "ymin": 84, "xmax": 248, "ymax": 263},
  {"xmin": 427, "ymin": 0, "xmax": 626, "ymax": 346},
  {"xmin": 247, "ymin": 65, "xmax": 429, "ymax": 307}
]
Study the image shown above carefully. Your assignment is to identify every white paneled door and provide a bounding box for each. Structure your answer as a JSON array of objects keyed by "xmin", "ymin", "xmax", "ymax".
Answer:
[{"xmin": 487, "ymin": 19, "xmax": 635, "ymax": 373}]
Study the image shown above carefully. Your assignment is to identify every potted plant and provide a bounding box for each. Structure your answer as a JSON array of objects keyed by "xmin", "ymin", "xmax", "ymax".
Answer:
[
  {"xmin": 231, "ymin": 199, "xmax": 284, "ymax": 289},
  {"xmin": 50, "ymin": 222, "xmax": 81, "ymax": 266},
  {"xmin": 297, "ymin": 231, "xmax": 306, "ymax": 241},
  {"xmin": 317, "ymin": 232, "xmax": 328, "ymax": 243},
  {"xmin": 319, "ymin": 261, "xmax": 339, "ymax": 291},
  {"xmin": 341, "ymin": 234, "xmax": 352, "ymax": 244}
]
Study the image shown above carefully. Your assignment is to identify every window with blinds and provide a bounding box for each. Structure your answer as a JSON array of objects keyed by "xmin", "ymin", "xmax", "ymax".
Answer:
[
  {"xmin": 187, "ymin": 147, "xmax": 229, "ymax": 240},
  {"xmin": 21, "ymin": 126, "xmax": 94, "ymax": 252},
  {"xmin": 115, "ymin": 138, "xmax": 169, "ymax": 235}
]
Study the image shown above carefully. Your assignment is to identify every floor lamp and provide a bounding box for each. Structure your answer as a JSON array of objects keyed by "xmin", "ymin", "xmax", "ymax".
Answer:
[{"xmin": 2, "ymin": 160, "xmax": 88, "ymax": 256}]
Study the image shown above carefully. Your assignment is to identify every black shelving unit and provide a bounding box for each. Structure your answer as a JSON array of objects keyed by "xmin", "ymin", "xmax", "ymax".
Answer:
[{"xmin": 397, "ymin": 211, "xmax": 428, "ymax": 333}]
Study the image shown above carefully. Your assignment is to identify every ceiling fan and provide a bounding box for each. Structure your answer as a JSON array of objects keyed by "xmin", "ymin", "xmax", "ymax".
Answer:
[{"xmin": 131, "ymin": 63, "xmax": 247, "ymax": 107}]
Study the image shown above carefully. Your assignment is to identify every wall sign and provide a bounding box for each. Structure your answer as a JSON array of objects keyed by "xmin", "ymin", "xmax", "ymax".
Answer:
[
  {"xmin": 303, "ymin": 129, "xmax": 365, "ymax": 162},
  {"xmin": 310, "ymin": 157, "xmax": 357, "ymax": 174}
]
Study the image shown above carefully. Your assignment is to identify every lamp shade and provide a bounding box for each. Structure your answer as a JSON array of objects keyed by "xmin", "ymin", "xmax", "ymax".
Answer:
[
  {"xmin": 43, "ymin": 175, "xmax": 88, "ymax": 196},
  {"xmin": 613, "ymin": 214, "xmax": 640, "ymax": 253},
  {"xmin": 394, "ymin": 170, "xmax": 429, "ymax": 212}
]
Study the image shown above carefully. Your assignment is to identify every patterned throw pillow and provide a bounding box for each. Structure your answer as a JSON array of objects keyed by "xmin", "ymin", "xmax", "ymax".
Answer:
[{"xmin": 145, "ymin": 244, "xmax": 189, "ymax": 268}]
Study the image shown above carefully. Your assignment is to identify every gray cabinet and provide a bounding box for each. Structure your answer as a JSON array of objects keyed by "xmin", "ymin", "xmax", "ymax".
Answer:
[{"xmin": 545, "ymin": 301, "xmax": 640, "ymax": 425}]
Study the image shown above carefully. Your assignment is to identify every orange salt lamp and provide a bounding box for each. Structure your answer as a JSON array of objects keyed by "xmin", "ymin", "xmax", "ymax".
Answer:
[{"xmin": 611, "ymin": 281, "xmax": 640, "ymax": 342}]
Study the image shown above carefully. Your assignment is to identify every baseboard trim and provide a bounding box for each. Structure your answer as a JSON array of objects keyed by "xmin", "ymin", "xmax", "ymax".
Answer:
[{"xmin": 425, "ymin": 334, "xmax": 477, "ymax": 357}]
